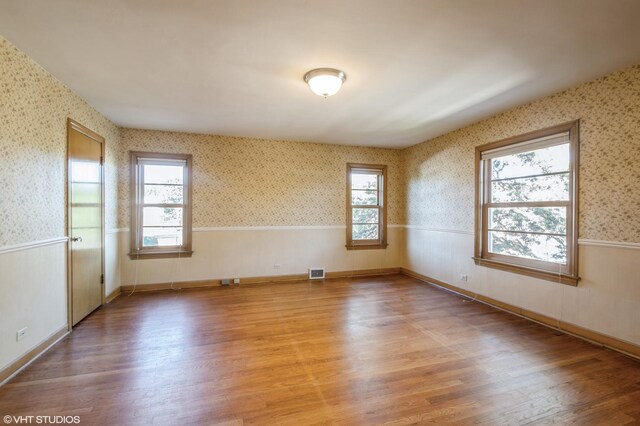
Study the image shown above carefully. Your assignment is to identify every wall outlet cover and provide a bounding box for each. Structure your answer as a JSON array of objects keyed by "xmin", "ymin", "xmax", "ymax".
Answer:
[
  {"xmin": 309, "ymin": 268, "xmax": 325, "ymax": 279},
  {"xmin": 16, "ymin": 327, "xmax": 27, "ymax": 341}
]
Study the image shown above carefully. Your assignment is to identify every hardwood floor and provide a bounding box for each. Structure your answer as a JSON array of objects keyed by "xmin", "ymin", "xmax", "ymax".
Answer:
[{"xmin": 1, "ymin": 274, "xmax": 639, "ymax": 425}]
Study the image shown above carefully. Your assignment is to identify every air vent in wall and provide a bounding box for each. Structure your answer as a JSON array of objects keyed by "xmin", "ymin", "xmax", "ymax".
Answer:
[{"xmin": 308, "ymin": 268, "xmax": 325, "ymax": 279}]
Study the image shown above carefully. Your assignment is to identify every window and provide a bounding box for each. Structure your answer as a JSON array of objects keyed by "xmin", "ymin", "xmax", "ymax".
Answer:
[
  {"xmin": 474, "ymin": 121, "xmax": 579, "ymax": 285},
  {"xmin": 346, "ymin": 163, "xmax": 387, "ymax": 250},
  {"xmin": 130, "ymin": 152, "xmax": 193, "ymax": 259}
]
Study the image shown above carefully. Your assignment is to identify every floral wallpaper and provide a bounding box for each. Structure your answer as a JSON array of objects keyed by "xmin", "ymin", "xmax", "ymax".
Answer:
[
  {"xmin": 119, "ymin": 130, "xmax": 405, "ymax": 228},
  {"xmin": 0, "ymin": 35, "xmax": 120, "ymax": 246},
  {"xmin": 405, "ymin": 65, "xmax": 640, "ymax": 243},
  {"xmin": 3, "ymin": 31, "xmax": 638, "ymax": 246}
]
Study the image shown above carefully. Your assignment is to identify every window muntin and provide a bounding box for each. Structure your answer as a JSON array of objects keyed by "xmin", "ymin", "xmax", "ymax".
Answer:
[
  {"xmin": 130, "ymin": 152, "xmax": 192, "ymax": 258},
  {"xmin": 346, "ymin": 164, "xmax": 387, "ymax": 249},
  {"xmin": 486, "ymin": 138, "xmax": 570, "ymax": 265},
  {"xmin": 475, "ymin": 122, "xmax": 579, "ymax": 284}
]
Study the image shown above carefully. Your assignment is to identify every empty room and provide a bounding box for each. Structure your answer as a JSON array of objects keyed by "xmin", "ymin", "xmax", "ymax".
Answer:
[{"xmin": 1, "ymin": 0, "xmax": 639, "ymax": 424}]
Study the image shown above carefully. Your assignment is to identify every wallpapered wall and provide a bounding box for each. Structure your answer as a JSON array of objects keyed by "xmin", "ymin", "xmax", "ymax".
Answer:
[
  {"xmin": 0, "ymin": 36, "xmax": 121, "ymax": 246},
  {"xmin": 4, "ymin": 25, "xmax": 638, "ymax": 245},
  {"xmin": 404, "ymin": 65, "xmax": 640, "ymax": 243},
  {"xmin": 119, "ymin": 129, "xmax": 405, "ymax": 229}
]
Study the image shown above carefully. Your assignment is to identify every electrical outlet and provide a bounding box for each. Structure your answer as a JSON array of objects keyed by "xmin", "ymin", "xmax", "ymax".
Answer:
[
  {"xmin": 309, "ymin": 268, "xmax": 325, "ymax": 279},
  {"xmin": 233, "ymin": 278, "xmax": 240, "ymax": 284},
  {"xmin": 273, "ymin": 264, "xmax": 281, "ymax": 269},
  {"xmin": 459, "ymin": 274, "xmax": 468, "ymax": 282},
  {"xmin": 16, "ymin": 327, "xmax": 27, "ymax": 341}
]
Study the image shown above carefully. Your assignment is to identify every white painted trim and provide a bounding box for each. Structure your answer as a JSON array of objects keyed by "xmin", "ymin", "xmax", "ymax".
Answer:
[
  {"xmin": 191, "ymin": 225, "xmax": 406, "ymax": 232},
  {"xmin": 0, "ymin": 237, "xmax": 68, "ymax": 255},
  {"xmin": 578, "ymin": 239, "xmax": 640, "ymax": 250},
  {"xmin": 405, "ymin": 225, "xmax": 474, "ymax": 235},
  {"xmin": 193, "ymin": 225, "xmax": 346, "ymax": 232},
  {"xmin": 111, "ymin": 225, "xmax": 406, "ymax": 233},
  {"xmin": 101, "ymin": 227, "xmax": 640, "ymax": 250},
  {"xmin": 404, "ymin": 228, "xmax": 640, "ymax": 250}
]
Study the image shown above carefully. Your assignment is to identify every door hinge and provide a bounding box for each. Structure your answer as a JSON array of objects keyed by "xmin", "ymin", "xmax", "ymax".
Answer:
[
  {"xmin": 100, "ymin": 156, "xmax": 104, "ymax": 165},
  {"xmin": 100, "ymin": 274, "xmax": 104, "ymax": 284}
]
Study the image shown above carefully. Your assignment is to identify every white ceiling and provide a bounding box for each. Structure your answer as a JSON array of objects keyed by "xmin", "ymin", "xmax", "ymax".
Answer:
[{"xmin": 2, "ymin": 0, "xmax": 640, "ymax": 148}]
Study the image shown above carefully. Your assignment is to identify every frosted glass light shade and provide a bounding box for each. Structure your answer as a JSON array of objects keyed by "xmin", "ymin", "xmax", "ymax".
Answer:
[{"xmin": 304, "ymin": 68, "xmax": 346, "ymax": 97}]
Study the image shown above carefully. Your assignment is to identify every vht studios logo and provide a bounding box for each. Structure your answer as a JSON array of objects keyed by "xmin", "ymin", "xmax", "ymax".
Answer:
[{"xmin": 3, "ymin": 416, "xmax": 80, "ymax": 424}]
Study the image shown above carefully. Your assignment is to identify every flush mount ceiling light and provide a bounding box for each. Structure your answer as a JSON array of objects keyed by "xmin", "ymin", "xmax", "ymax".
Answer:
[{"xmin": 303, "ymin": 68, "xmax": 347, "ymax": 98}]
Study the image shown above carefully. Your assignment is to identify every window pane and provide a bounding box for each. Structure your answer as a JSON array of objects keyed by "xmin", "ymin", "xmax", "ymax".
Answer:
[
  {"xmin": 72, "ymin": 162, "xmax": 100, "ymax": 183},
  {"xmin": 491, "ymin": 173, "xmax": 569, "ymax": 202},
  {"xmin": 143, "ymin": 207, "xmax": 183, "ymax": 227},
  {"xmin": 71, "ymin": 206, "xmax": 101, "ymax": 228},
  {"xmin": 143, "ymin": 164, "xmax": 184, "ymax": 185},
  {"xmin": 489, "ymin": 231, "xmax": 566, "ymax": 264},
  {"xmin": 72, "ymin": 182, "xmax": 101, "ymax": 204},
  {"xmin": 491, "ymin": 143, "xmax": 569, "ymax": 180},
  {"xmin": 352, "ymin": 190, "xmax": 378, "ymax": 205},
  {"xmin": 353, "ymin": 208, "xmax": 378, "ymax": 224},
  {"xmin": 351, "ymin": 173, "xmax": 378, "ymax": 190},
  {"xmin": 352, "ymin": 224, "xmax": 379, "ymax": 240},
  {"xmin": 143, "ymin": 227, "xmax": 183, "ymax": 247},
  {"xmin": 144, "ymin": 184, "xmax": 184, "ymax": 204},
  {"xmin": 489, "ymin": 207, "xmax": 566, "ymax": 234}
]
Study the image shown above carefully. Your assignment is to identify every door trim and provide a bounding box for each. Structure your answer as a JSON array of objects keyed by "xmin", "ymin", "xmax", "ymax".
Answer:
[{"xmin": 66, "ymin": 118, "xmax": 106, "ymax": 330}]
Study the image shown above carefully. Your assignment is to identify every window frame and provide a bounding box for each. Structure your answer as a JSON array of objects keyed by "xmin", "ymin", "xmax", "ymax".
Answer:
[
  {"xmin": 346, "ymin": 163, "xmax": 388, "ymax": 250},
  {"xmin": 129, "ymin": 151, "xmax": 193, "ymax": 259},
  {"xmin": 473, "ymin": 121, "xmax": 580, "ymax": 286}
]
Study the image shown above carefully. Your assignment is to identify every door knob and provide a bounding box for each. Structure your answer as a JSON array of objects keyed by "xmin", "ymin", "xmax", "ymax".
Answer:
[{"xmin": 71, "ymin": 236, "xmax": 83, "ymax": 242}]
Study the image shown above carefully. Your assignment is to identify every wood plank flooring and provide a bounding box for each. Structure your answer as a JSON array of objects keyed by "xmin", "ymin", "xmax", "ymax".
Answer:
[{"xmin": 1, "ymin": 274, "xmax": 639, "ymax": 425}]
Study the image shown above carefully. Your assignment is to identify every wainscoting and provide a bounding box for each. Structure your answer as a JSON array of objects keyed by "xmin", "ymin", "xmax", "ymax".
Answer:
[
  {"xmin": 404, "ymin": 226, "xmax": 640, "ymax": 348},
  {"xmin": 0, "ymin": 233, "xmax": 120, "ymax": 382},
  {"xmin": 0, "ymin": 238, "xmax": 68, "ymax": 381},
  {"xmin": 3, "ymin": 225, "xmax": 638, "ymax": 384},
  {"xmin": 117, "ymin": 225, "xmax": 405, "ymax": 287}
]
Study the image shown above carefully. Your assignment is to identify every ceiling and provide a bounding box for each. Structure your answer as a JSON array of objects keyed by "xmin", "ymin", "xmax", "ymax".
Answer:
[{"xmin": 2, "ymin": 0, "xmax": 640, "ymax": 148}]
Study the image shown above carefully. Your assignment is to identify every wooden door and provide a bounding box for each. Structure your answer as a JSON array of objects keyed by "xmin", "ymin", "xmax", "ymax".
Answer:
[{"xmin": 67, "ymin": 119, "xmax": 105, "ymax": 326}]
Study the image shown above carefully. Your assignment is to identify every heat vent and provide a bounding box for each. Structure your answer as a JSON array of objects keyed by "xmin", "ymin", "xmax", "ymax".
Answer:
[{"xmin": 309, "ymin": 268, "xmax": 325, "ymax": 279}]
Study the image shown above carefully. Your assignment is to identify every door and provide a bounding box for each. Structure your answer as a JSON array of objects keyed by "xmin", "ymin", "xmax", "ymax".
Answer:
[{"xmin": 67, "ymin": 119, "xmax": 105, "ymax": 326}]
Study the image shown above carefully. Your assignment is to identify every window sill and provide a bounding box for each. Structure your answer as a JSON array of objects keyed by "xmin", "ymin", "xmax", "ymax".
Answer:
[
  {"xmin": 128, "ymin": 250, "xmax": 193, "ymax": 260},
  {"xmin": 472, "ymin": 257, "xmax": 579, "ymax": 286},
  {"xmin": 346, "ymin": 243, "xmax": 388, "ymax": 251}
]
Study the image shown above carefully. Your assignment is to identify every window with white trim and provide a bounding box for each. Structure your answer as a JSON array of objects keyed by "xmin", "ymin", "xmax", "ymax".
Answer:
[
  {"xmin": 474, "ymin": 121, "xmax": 579, "ymax": 285},
  {"xmin": 130, "ymin": 152, "xmax": 193, "ymax": 259}
]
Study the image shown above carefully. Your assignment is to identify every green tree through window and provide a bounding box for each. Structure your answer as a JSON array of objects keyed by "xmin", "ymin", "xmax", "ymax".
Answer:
[
  {"xmin": 474, "ymin": 121, "xmax": 579, "ymax": 284},
  {"xmin": 347, "ymin": 163, "xmax": 387, "ymax": 249},
  {"xmin": 490, "ymin": 148, "xmax": 569, "ymax": 263}
]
